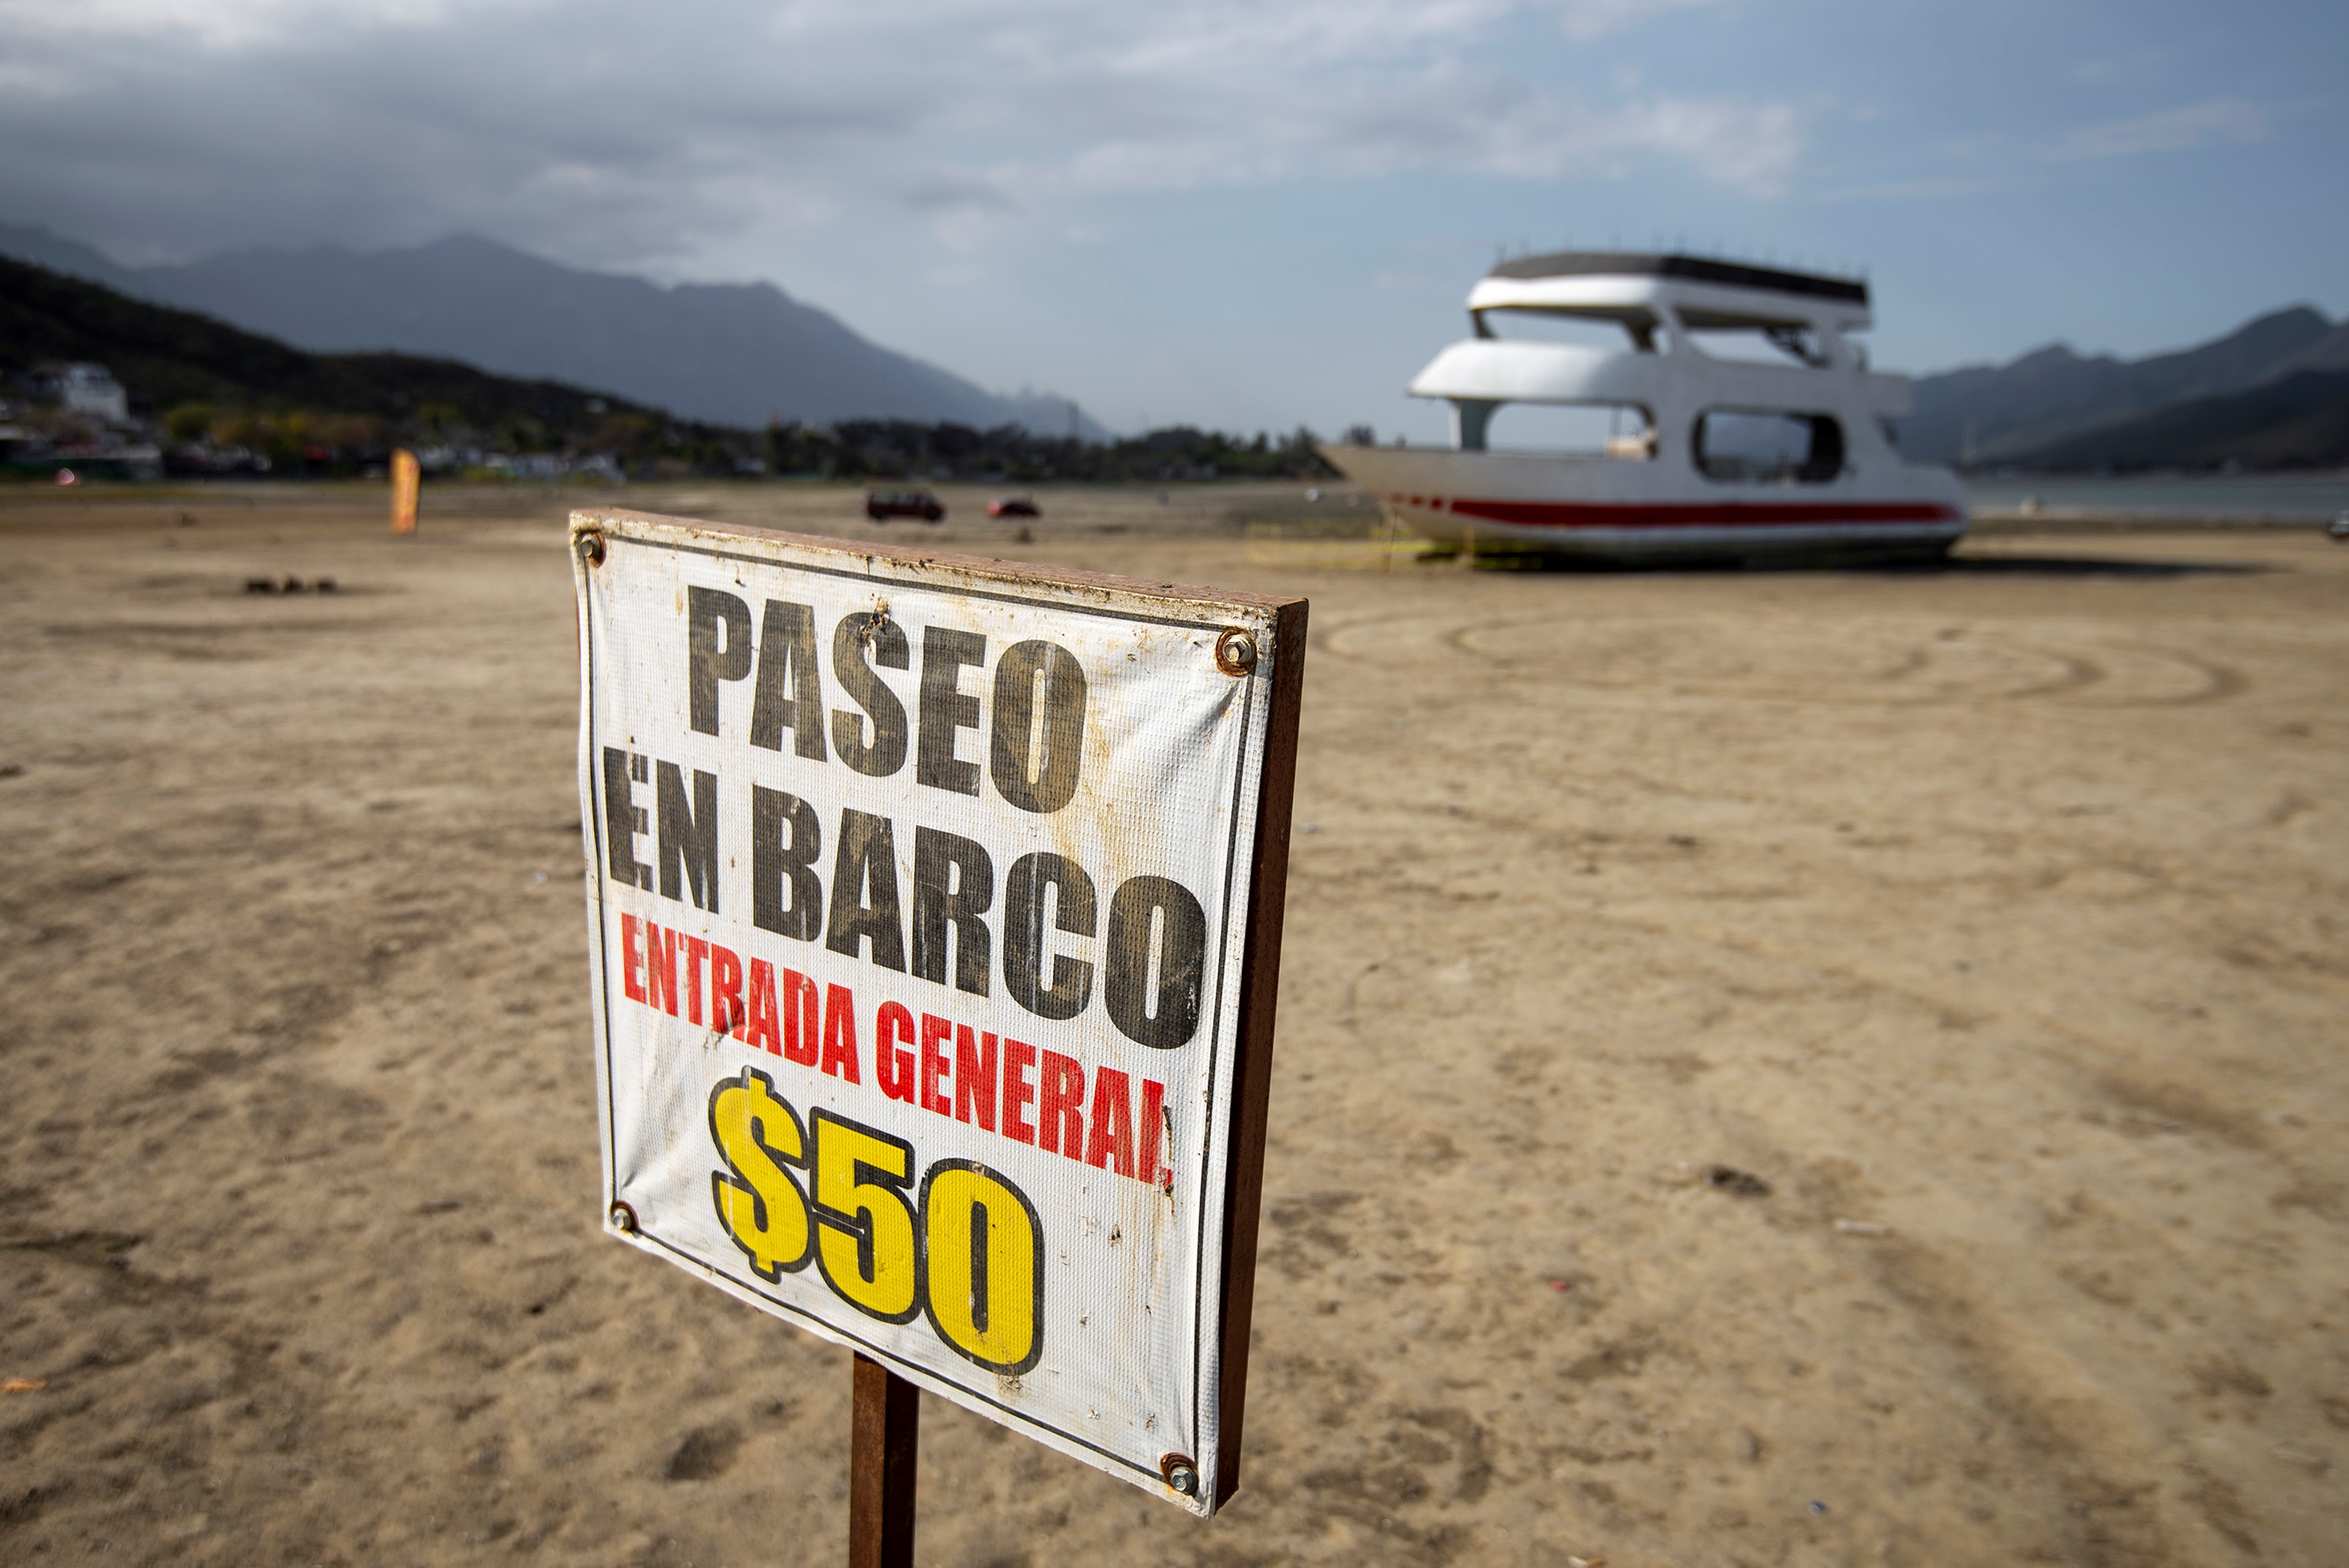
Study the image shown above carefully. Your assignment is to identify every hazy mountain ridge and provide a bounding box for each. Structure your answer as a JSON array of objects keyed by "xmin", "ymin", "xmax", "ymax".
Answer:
[
  {"xmin": 0, "ymin": 223, "xmax": 146, "ymax": 294},
  {"xmin": 0, "ymin": 251, "xmax": 668, "ymax": 449},
  {"xmin": 0, "ymin": 222, "xmax": 1104, "ymax": 438},
  {"xmin": 9, "ymin": 217, "xmax": 2338, "ymax": 471},
  {"xmin": 1, "ymin": 253, "xmax": 1333, "ymax": 484},
  {"xmin": 1904, "ymin": 304, "xmax": 2349, "ymax": 468},
  {"xmin": 1982, "ymin": 368, "xmax": 2349, "ymax": 473}
]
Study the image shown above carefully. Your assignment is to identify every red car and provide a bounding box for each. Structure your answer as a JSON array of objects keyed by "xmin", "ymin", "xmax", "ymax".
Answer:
[
  {"xmin": 865, "ymin": 489, "xmax": 944, "ymax": 522},
  {"xmin": 987, "ymin": 496, "xmax": 1041, "ymax": 519}
]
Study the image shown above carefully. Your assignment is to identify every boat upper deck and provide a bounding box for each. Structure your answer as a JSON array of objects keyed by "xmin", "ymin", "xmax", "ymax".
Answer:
[
  {"xmin": 1470, "ymin": 250, "xmax": 1875, "ymax": 336},
  {"xmin": 1489, "ymin": 251, "xmax": 1867, "ymax": 302}
]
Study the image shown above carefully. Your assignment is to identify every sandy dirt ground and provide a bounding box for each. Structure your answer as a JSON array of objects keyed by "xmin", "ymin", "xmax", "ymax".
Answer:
[{"xmin": 2, "ymin": 482, "xmax": 2344, "ymax": 1567}]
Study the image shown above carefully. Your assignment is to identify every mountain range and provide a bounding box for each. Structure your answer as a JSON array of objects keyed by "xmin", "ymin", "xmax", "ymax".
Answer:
[
  {"xmin": 0, "ymin": 222, "xmax": 1104, "ymax": 438},
  {"xmin": 5, "ymin": 217, "xmax": 2342, "ymax": 472},
  {"xmin": 0, "ymin": 251, "xmax": 679, "ymax": 453},
  {"xmin": 1904, "ymin": 304, "xmax": 2349, "ymax": 469},
  {"xmin": 1, "ymin": 252, "xmax": 1331, "ymax": 485}
]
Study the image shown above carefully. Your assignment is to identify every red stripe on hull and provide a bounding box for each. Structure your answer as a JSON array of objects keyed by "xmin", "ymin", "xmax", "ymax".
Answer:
[{"xmin": 1447, "ymin": 499, "xmax": 1960, "ymax": 529}]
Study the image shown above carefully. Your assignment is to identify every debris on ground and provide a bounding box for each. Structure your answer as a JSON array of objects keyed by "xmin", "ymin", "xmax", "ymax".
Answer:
[{"xmin": 1708, "ymin": 1165, "xmax": 1772, "ymax": 1197}]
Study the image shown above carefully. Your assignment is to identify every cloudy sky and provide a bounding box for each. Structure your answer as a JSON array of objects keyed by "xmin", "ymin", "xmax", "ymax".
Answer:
[{"xmin": 2, "ymin": 0, "xmax": 2341, "ymax": 436}]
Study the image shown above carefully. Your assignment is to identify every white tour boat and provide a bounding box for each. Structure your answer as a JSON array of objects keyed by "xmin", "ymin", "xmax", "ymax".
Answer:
[{"xmin": 1321, "ymin": 251, "xmax": 1966, "ymax": 562}]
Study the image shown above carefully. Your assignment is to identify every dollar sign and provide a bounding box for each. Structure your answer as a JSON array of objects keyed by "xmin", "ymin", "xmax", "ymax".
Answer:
[{"xmin": 708, "ymin": 1068, "xmax": 812, "ymax": 1281}]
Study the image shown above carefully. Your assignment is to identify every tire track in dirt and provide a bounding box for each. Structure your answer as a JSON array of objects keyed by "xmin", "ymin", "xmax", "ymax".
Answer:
[{"xmin": 1316, "ymin": 610, "xmax": 2249, "ymax": 710}]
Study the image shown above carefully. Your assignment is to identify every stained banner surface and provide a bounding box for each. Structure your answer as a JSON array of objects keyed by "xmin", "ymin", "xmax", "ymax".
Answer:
[{"xmin": 570, "ymin": 509, "xmax": 1304, "ymax": 1512}]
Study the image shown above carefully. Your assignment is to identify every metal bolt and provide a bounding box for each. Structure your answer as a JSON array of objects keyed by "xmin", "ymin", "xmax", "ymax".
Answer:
[
  {"xmin": 575, "ymin": 532, "xmax": 607, "ymax": 566},
  {"xmin": 1159, "ymin": 1453, "xmax": 1199, "ymax": 1496},
  {"xmin": 1214, "ymin": 629, "xmax": 1258, "ymax": 675},
  {"xmin": 609, "ymin": 1200, "xmax": 638, "ymax": 1235}
]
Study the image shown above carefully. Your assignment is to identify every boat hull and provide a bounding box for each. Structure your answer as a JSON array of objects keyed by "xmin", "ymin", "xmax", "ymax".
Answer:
[{"xmin": 1319, "ymin": 444, "xmax": 1968, "ymax": 562}]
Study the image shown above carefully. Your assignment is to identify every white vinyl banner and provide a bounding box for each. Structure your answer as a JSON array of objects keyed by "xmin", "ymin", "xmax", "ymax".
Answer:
[{"xmin": 570, "ymin": 510, "xmax": 1293, "ymax": 1513}]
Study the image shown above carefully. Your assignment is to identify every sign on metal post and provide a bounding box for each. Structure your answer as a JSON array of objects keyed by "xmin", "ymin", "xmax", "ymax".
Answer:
[{"xmin": 570, "ymin": 509, "xmax": 1306, "ymax": 1515}]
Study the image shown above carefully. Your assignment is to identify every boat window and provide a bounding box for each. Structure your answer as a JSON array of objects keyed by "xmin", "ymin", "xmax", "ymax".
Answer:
[
  {"xmin": 1693, "ymin": 409, "xmax": 1845, "ymax": 483},
  {"xmin": 1484, "ymin": 402, "xmax": 1656, "ymax": 459},
  {"xmin": 1473, "ymin": 308, "xmax": 1662, "ymax": 353},
  {"xmin": 1674, "ymin": 309, "xmax": 1832, "ymax": 367}
]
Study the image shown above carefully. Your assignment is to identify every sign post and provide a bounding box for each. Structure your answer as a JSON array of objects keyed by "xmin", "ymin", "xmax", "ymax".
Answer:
[
  {"xmin": 850, "ymin": 1353, "xmax": 919, "ymax": 1568},
  {"xmin": 570, "ymin": 508, "xmax": 1307, "ymax": 1539}
]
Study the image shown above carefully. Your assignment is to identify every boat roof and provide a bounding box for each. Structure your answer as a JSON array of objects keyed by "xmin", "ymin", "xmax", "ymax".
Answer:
[{"xmin": 1486, "ymin": 251, "xmax": 1868, "ymax": 306}]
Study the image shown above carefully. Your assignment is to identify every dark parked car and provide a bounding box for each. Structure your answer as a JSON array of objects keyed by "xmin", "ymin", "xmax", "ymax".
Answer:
[
  {"xmin": 865, "ymin": 489, "xmax": 944, "ymax": 522},
  {"xmin": 987, "ymin": 496, "xmax": 1041, "ymax": 519}
]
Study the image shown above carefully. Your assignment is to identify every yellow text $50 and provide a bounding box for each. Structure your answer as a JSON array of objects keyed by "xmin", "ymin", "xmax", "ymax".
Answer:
[{"xmin": 706, "ymin": 1067, "xmax": 1045, "ymax": 1375}]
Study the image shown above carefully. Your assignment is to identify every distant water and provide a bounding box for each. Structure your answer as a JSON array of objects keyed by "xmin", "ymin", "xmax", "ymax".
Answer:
[{"xmin": 1964, "ymin": 473, "xmax": 2349, "ymax": 522}]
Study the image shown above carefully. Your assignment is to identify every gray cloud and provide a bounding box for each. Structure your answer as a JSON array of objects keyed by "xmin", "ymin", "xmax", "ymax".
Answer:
[{"xmin": 0, "ymin": 0, "xmax": 1800, "ymax": 270}]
